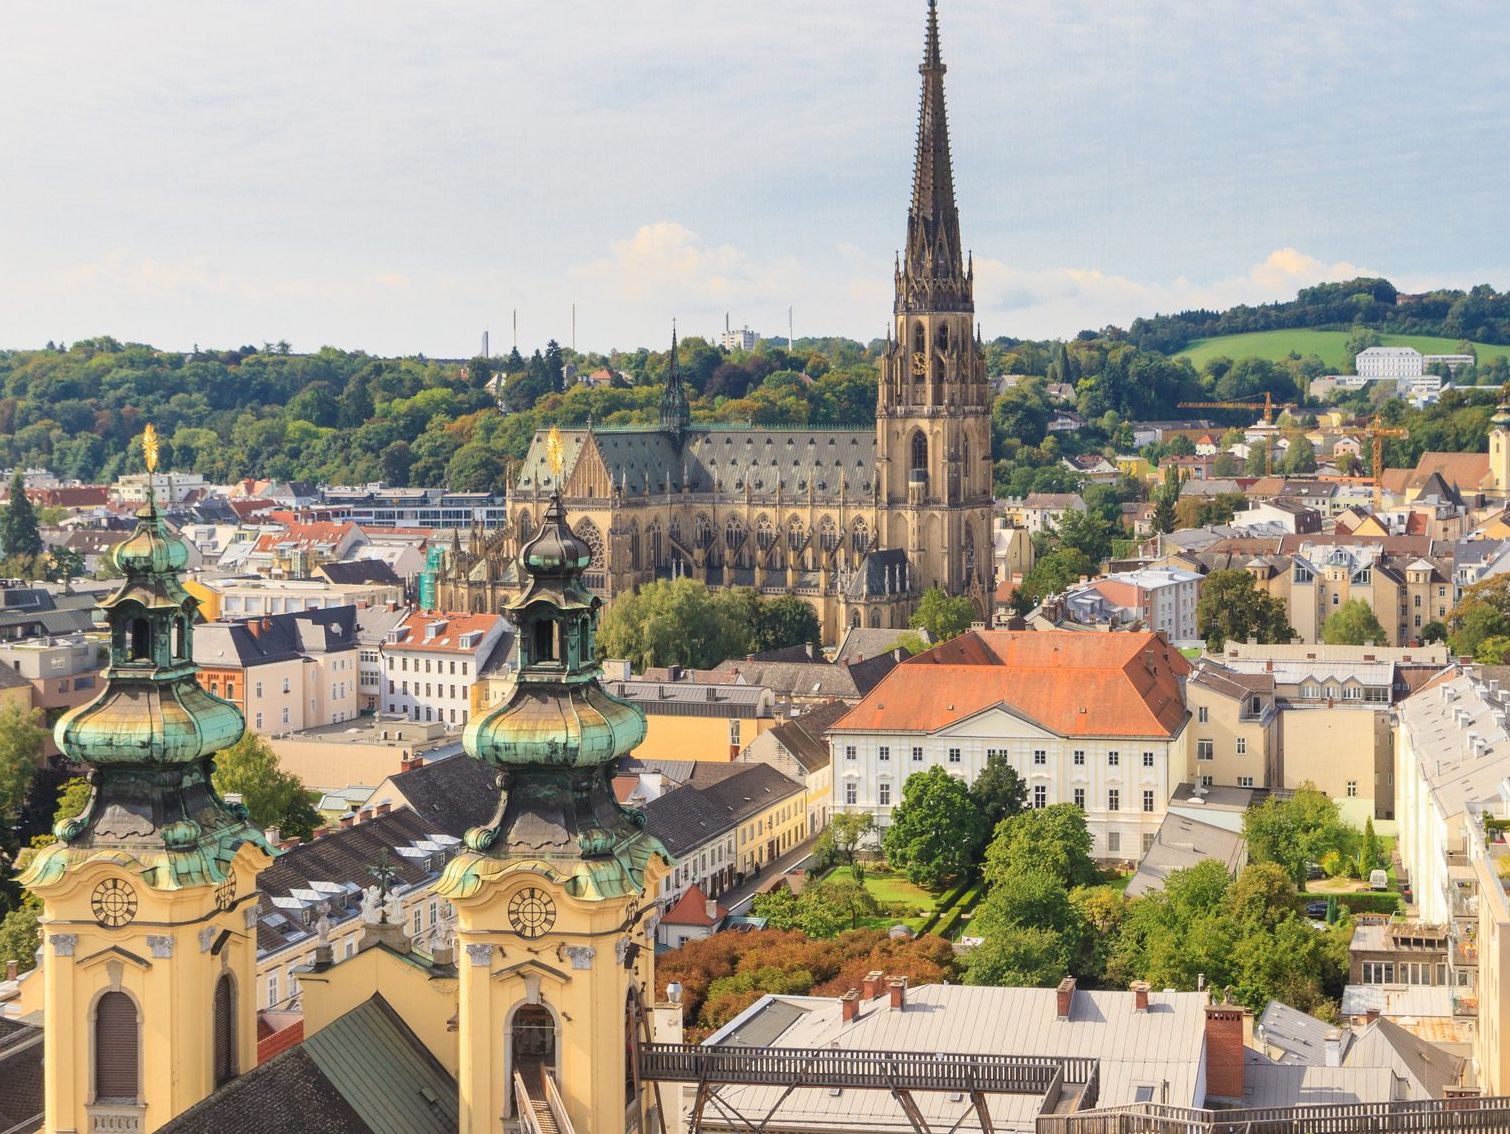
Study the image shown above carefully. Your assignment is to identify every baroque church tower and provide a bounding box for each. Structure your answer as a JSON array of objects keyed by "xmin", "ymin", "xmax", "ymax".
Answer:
[
  {"xmin": 877, "ymin": 0, "xmax": 994, "ymax": 610},
  {"xmin": 24, "ymin": 428, "xmax": 274, "ymax": 1134},
  {"xmin": 436, "ymin": 448, "xmax": 672, "ymax": 1134}
]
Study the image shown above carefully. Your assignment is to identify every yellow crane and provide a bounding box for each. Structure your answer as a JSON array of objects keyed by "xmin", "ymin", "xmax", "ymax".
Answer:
[
  {"xmin": 1178, "ymin": 395, "xmax": 1302, "ymax": 474},
  {"xmin": 1353, "ymin": 416, "xmax": 1408, "ymax": 512}
]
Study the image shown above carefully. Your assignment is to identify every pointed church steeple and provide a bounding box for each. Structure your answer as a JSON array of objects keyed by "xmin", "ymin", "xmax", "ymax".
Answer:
[
  {"xmin": 900, "ymin": 0, "xmax": 971, "ymax": 315},
  {"xmin": 659, "ymin": 320, "xmax": 690, "ymax": 439}
]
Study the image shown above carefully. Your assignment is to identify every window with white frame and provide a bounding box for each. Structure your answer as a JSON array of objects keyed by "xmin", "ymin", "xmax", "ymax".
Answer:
[
  {"xmin": 1033, "ymin": 749, "xmax": 1046, "ymax": 766},
  {"xmin": 1107, "ymin": 832, "xmax": 1121, "ymax": 854},
  {"xmin": 844, "ymin": 782, "xmax": 857, "ymax": 805},
  {"xmin": 1197, "ymin": 706, "xmax": 1208, "ymax": 723},
  {"xmin": 1108, "ymin": 751, "xmax": 1119, "ymax": 767},
  {"xmin": 879, "ymin": 746, "xmax": 890, "ymax": 762},
  {"xmin": 845, "ymin": 746, "xmax": 856, "ymax": 761},
  {"xmin": 1108, "ymin": 789, "xmax": 1120, "ymax": 811},
  {"xmin": 878, "ymin": 782, "xmax": 891, "ymax": 806},
  {"xmin": 1197, "ymin": 739, "xmax": 1213, "ymax": 761},
  {"xmin": 1073, "ymin": 788, "xmax": 1085, "ymax": 809},
  {"xmin": 1346, "ymin": 780, "xmax": 1358, "ymax": 797},
  {"xmin": 1142, "ymin": 789, "xmax": 1155, "ymax": 812},
  {"xmin": 1073, "ymin": 750, "xmax": 1085, "ymax": 766},
  {"xmin": 1236, "ymin": 737, "xmax": 1247, "ymax": 755},
  {"xmin": 1143, "ymin": 751, "xmax": 1154, "ymax": 768},
  {"xmin": 911, "ymin": 746, "xmax": 923, "ymax": 762},
  {"xmin": 948, "ymin": 748, "xmax": 961, "ymax": 763},
  {"xmin": 1237, "ymin": 776, "xmax": 1254, "ymax": 787},
  {"xmin": 1033, "ymin": 785, "xmax": 1047, "ymax": 808}
]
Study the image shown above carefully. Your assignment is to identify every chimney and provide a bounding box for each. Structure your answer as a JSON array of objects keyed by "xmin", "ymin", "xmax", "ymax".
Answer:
[
  {"xmin": 889, "ymin": 977, "xmax": 907, "ymax": 1010},
  {"xmin": 374, "ymin": 802, "xmax": 391, "ymax": 817},
  {"xmin": 356, "ymin": 808, "xmax": 373, "ymax": 825},
  {"xmin": 1131, "ymin": 980, "xmax": 1150, "ymax": 1012},
  {"xmin": 863, "ymin": 970, "xmax": 886, "ymax": 999},
  {"xmin": 1365, "ymin": 1007, "xmax": 1380, "ymax": 1026},
  {"xmin": 339, "ymin": 814, "xmax": 355, "ymax": 829},
  {"xmin": 841, "ymin": 989, "xmax": 860, "ymax": 1023},
  {"xmin": 705, "ymin": 899, "xmax": 720, "ymax": 922},
  {"xmin": 263, "ymin": 826, "xmax": 281, "ymax": 845},
  {"xmin": 5, "ymin": 961, "xmax": 15, "ymax": 981},
  {"xmin": 806, "ymin": 642, "xmax": 816, "ymax": 660},
  {"xmin": 1056, "ymin": 975, "xmax": 1076, "ymax": 1020},
  {"xmin": 1324, "ymin": 1028, "xmax": 1343, "ymax": 1067},
  {"xmin": 1204, "ymin": 1005, "xmax": 1248, "ymax": 1099}
]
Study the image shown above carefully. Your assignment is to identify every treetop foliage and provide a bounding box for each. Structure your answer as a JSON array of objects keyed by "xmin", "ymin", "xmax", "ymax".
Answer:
[{"xmin": 597, "ymin": 579, "xmax": 820, "ymax": 671}]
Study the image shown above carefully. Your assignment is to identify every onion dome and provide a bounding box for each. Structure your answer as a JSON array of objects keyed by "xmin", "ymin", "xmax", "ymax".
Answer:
[
  {"xmin": 442, "ymin": 490, "xmax": 668, "ymax": 900},
  {"xmin": 1493, "ymin": 385, "xmax": 1510, "ymax": 429},
  {"xmin": 21, "ymin": 433, "xmax": 271, "ymax": 892}
]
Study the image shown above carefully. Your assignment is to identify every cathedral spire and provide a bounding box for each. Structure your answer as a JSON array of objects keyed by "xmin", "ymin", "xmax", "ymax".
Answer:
[
  {"xmin": 659, "ymin": 319, "xmax": 690, "ymax": 438},
  {"xmin": 900, "ymin": 0, "xmax": 970, "ymax": 314}
]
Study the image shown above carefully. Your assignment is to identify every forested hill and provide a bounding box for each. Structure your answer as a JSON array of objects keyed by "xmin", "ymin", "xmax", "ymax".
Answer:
[{"xmin": 1123, "ymin": 278, "xmax": 1510, "ymax": 355}]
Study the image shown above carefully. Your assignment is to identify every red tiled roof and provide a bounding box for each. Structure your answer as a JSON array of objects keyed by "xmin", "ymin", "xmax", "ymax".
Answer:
[
  {"xmin": 832, "ymin": 630, "xmax": 1190, "ymax": 739},
  {"xmin": 662, "ymin": 883, "xmax": 726, "ymax": 927},
  {"xmin": 256, "ymin": 1018, "xmax": 304, "ymax": 1064},
  {"xmin": 227, "ymin": 498, "xmax": 280, "ymax": 520},
  {"xmin": 250, "ymin": 521, "xmax": 358, "ymax": 553},
  {"xmin": 384, "ymin": 611, "xmax": 502, "ymax": 653}
]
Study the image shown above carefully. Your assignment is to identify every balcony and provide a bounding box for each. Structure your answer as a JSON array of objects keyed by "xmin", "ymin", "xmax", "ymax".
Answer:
[{"xmin": 87, "ymin": 1104, "xmax": 145, "ymax": 1133}]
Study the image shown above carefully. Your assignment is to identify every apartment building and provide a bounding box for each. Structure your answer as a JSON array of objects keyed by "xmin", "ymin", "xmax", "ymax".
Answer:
[
  {"xmin": 997, "ymin": 492, "xmax": 1086, "ymax": 534},
  {"xmin": 379, "ymin": 610, "xmax": 511, "ymax": 728},
  {"xmin": 319, "ymin": 485, "xmax": 507, "ymax": 529},
  {"xmin": 0, "ymin": 633, "xmax": 107, "ymax": 729},
  {"xmin": 194, "ymin": 607, "xmax": 361, "ymax": 734},
  {"xmin": 187, "ymin": 574, "xmax": 404, "ymax": 621},
  {"xmin": 739, "ymin": 698, "xmax": 843, "ymax": 838},
  {"xmin": 1053, "ymin": 566, "xmax": 1203, "ymax": 642},
  {"xmin": 830, "ymin": 630, "xmax": 1191, "ymax": 861},
  {"xmin": 602, "ymin": 674, "xmax": 777, "ymax": 761}
]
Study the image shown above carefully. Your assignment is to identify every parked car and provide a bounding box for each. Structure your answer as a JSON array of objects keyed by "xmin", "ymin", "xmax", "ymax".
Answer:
[
  {"xmin": 1368, "ymin": 869, "xmax": 1389, "ymax": 891},
  {"xmin": 1304, "ymin": 899, "xmax": 1329, "ymax": 920},
  {"xmin": 1305, "ymin": 862, "xmax": 1326, "ymax": 880}
]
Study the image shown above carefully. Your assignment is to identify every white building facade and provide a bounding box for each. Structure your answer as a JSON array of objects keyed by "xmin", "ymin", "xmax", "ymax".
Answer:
[{"xmin": 380, "ymin": 611, "xmax": 510, "ymax": 728}]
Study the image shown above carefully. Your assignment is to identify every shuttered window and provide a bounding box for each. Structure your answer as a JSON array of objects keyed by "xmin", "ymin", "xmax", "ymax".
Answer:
[
  {"xmin": 213, "ymin": 975, "xmax": 237, "ymax": 1086},
  {"xmin": 95, "ymin": 992, "xmax": 139, "ymax": 1102}
]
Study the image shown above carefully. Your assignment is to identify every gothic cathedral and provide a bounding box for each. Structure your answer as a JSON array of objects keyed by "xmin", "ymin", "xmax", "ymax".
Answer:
[{"xmin": 438, "ymin": 0, "xmax": 994, "ymax": 637}]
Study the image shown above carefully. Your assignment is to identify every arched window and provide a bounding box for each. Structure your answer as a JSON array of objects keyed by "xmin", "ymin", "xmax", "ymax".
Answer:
[
  {"xmin": 95, "ymin": 991, "xmax": 139, "ymax": 1103},
  {"xmin": 850, "ymin": 518, "xmax": 870, "ymax": 555},
  {"xmin": 517, "ymin": 511, "xmax": 534, "ymax": 542},
  {"xmin": 647, "ymin": 521, "xmax": 662, "ymax": 569},
  {"xmin": 912, "ymin": 322, "xmax": 925, "ymax": 357},
  {"xmin": 213, "ymin": 974, "xmax": 238, "ymax": 1086},
  {"xmin": 129, "ymin": 617, "xmax": 152, "ymax": 662},
  {"xmin": 937, "ymin": 322, "xmax": 950, "ymax": 351},
  {"xmin": 961, "ymin": 437, "xmax": 972, "ymax": 492},
  {"xmin": 786, "ymin": 517, "xmax": 805, "ymax": 552},
  {"xmin": 818, "ymin": 517, "xmax": 839, "ymax": 552},
  {"xmin": 724, "ymin": 516, "xmax": 746, "ymax": 552},
  {"xmin": 627, "ymin": 520, "xmax": 641, "ymax": 571},
  {"xmin": 910, "ymin": 432, "xmax": 928, "ymax": 472},
  {"xmin": 171, "ymin": 616, "xmax": 186, "ymax": 660},
  {"xmin": 533, "ymin": 619, "xmax": 556, "ymax": 664},
  {"xmin": 576, "ymin": 519, "xmax": 604, "ymax": 570},
  {"xmin": 755, "ymin": 515, "xmax": 776, "ymax": 551},
  {"xmin": 693, "ymin": 515, "xmax": 713, "ymax": 550},
  {"xmin": 964, "ymin": 524, "xmax": 977, "ymax": 575}
]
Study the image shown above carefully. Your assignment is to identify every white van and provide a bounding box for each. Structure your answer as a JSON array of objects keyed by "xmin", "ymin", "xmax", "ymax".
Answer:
[{"xmin": 1368, "ymin": 869, "xmax": 1389, "ymax": 891}]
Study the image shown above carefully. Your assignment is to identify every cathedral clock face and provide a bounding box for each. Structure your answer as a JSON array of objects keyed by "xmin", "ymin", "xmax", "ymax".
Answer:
[
  {"xmin": 92, "ymin": 878, "xmax": 138, "ymax": 928},
  {"xmin": 215, "ymin": 874, "xmax": 237, "ymax": 911},
  {"xmin": 508, "ymin": 887, "xmax": 557, "ymax": 939},
  {"xmin": 910, "ymin": 351, "xmax": 928, "ymax": 376}
]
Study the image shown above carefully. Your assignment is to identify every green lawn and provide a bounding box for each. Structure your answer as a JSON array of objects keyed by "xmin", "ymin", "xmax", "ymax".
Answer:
[
  {"xmin": 827, "ymin": 865, "xmax": 941, "ymax": 911},
  {"xmin": 1177, "ymin": 328, "xmax": 1510, "ymax": 372}
]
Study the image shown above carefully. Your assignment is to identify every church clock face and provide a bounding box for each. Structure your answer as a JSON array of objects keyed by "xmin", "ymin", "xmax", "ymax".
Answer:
[
  {"xmin": 215, "ymin": 874, "xmax": 237, "ymax": 911},
  {"xmin": 508, "ymin": 887, "xmax": 557, "ymax": 939},
  {"xmin": 910, "ymin": 351, "xmax": 928, "ymax": 376},
  {"xmin": 92, "ymin": 878, "xmax": 138, "ymax": 928}
]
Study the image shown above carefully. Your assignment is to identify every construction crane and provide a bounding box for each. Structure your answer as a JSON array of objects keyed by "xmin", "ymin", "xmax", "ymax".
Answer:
[
  {"xmin": 1177, "ymin": 395, "xmax": 1303, "ymax": 475},
  {"xmin": 1178, "ymin": 392, "xmax": 1299, "ymax": 427},
  {"xmin": 1353, "ymin": 416, "xmax": 1408, "ymax": 512}
]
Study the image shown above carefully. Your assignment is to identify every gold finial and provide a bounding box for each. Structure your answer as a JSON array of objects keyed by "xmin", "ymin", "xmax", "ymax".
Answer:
[
  {"xmin": 142, "ymin": 423, "xmax": 160, "ymax": 473},
  {"xmin": 546, "ymin": 425, "xmax": 564, "ymax": 480}
]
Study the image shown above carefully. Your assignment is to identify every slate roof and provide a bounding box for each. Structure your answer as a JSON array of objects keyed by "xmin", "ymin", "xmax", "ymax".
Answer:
[
  {"xmin": 0, "ymin": 1017, "xmax": 44, "ymax": 1134},
  {"xmin": 383, "ymin": 752, "xmax": 500, "ymax": 838},
  {"xmin": 640, "ymin": 763, "xmax": 804, "ymax": 857},
  {"xmin": 761, "ymin": 700, "xmax": 849, "ymax": 773},
  {"xmin": 516, "ymin": 425, "xmax": 877, "ymax": 501},
  {"xmin": 847, "ymin": 548, "xmax": 915, "ymax": 599},
  {"xmin": 1125, "ymin": 814, "xmax": 1247, "ymax": 898},
  {"xmin": 254, "ymin": 809, "xmax": 458, "ymax": 955},
  {"xmin": 317, "ymin": 559, "xmax": 403, "ymax": 587},
  {"xmin": 710, "ymin": 650, "xmax": 900, "ymax": 702},
  {"xmin": 833, "ymin": 626, "xmax": 929, "ymax": 666},
  {"xmin": 196, "ymin": 606, "xmax": 359, "ymax": 669},
  {"xmin": 834, "ymin": 630, "xmax": 1190, "ymax": 739},
  {"xmin": 159, "ymin": 997, "xmax": 456, "ymax": 1134}
]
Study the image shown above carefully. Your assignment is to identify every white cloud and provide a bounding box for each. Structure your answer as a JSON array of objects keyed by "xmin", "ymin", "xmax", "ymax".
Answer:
[{"xmin": 971, "ymin": 248, "xmax": 1378, "ymax": 339}]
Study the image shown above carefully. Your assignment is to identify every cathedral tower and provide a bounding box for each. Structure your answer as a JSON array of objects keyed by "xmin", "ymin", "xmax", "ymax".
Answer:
[
  {"xmin": 436, "ymin": 440, "xmax": 671, "ymax": 1134},
  {"xmin": 23, "ymin": 427, "xmax": 274, "ymax": 1134},
  {"xmin": 877, "ymin": 0, "xmax": 994, "ymax": 609}
]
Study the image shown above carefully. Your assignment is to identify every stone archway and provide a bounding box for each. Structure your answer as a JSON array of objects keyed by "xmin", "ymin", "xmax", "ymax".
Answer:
[{"xmin": 508, "ymin": 1002, "xmax": 559, "ymax": 1108}]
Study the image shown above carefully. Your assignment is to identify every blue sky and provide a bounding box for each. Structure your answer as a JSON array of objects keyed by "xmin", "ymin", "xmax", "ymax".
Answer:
[{"xmin": 2, "ymin": 1, "xmax": 1507, "ymax": 356}]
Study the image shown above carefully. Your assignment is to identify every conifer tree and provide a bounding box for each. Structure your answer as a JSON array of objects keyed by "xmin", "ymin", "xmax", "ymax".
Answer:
[{"xmin": 0, "ymin": 472, "xmax": 42, "ymax": 560}]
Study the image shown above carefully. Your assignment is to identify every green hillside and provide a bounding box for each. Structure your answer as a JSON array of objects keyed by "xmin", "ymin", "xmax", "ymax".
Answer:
[{"xmin": 1177, "ymin": 329, "xmax": 1510, "ymax": 372}]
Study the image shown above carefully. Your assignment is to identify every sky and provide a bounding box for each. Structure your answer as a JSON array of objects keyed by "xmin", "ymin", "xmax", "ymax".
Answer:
[{"xmin": 2, "ymin": 1, "xmax": 1508, "ymax": 358}]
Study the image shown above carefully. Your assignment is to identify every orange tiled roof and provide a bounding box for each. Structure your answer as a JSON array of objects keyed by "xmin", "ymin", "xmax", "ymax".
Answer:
[
  {"xmin": 384, "ymin": 610, "xmax": 502, "ymax": 653},
  {"xmin": 250, "ymin": 521, "xmax": 358, "ymax": 554},
  {"xmin": 663, "ymin": 883, "xmax": 726, "ymax": 927},
  {"xmin": 1407, "ymin": 451, "xmax": 1491, "ymax": 492},
  {"xmin": 832, "ymin": 629, "xmax": 1189, "ymax": 739}
]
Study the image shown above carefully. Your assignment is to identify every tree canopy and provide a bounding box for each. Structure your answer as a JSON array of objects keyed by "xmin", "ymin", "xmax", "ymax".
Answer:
[
  {"xmin": 882, "ymin": 768, "xmax": 984, "ymax": 889},
  {"xmin": 908, "ymin": 587, "xmax": 976, "ymax": 644},
  {"xmin": 211, "ymin": 733, "xmax": 321, "ymax": 841},
  {"xmin": 1242, "ymin": 784, "xmax": 1353, "ymax": 888},
  {"xmin": 1196, "ymin": 570, "xmax": 1294, "ymax": 651},
  {"xmin": 1321, "ymin": 599, "xmax": 1388, "ymax": 646},
  {"xmin": 983, "ymin": 804, "xmax": 1097, "ymax": 890},
  {"xmin": 0, "ymin": 472, "xmax": 42, "ymax": 566},
  {"xmin": 597, "ymin": 579, "xmax": 819, "ymax": 671}
]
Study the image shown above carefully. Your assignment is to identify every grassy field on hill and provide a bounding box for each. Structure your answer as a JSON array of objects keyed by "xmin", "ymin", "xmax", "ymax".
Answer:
[{"xmin": 1177, "ymin": 329, "xmax": 1510, "ymax": 371}]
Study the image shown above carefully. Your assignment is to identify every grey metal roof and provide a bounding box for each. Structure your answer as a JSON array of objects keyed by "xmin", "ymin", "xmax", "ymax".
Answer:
[
  {"xmin": 1256, "ymin": 1000, "xmax": 1350, "ymax": 1067},
  {"xmin": 1125, "ymin": 813, "xmax": 1247, "ymax": 898}
]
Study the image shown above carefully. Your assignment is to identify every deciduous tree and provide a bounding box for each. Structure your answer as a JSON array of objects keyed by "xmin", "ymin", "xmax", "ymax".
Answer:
[
  {"xmin": 1321, "ymin": 598, "xmax": 1387, "ymax": 646},
  {"xmin": 908, "ymin": 586, "xmax": 975, "ymax": 643},
  {"xmin": 1196, "ymin": 569, "xmax": 1294, "ymax": 651},
  {"xmin": 983, "ymin": 804, "xmax": 1095, "ymax": 889},
  {"xmin": 212, "ymin": 733, "xmax": 321, "ymax": 841},
  {"xmin": 883, "ymin": 767, "xmax": 984, "ymax": 888}
]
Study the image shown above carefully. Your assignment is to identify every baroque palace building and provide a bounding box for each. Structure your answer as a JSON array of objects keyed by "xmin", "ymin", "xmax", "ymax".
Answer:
[{"xmin": 438, "ymin": 0, "xmax": 994, "ymax": 641}]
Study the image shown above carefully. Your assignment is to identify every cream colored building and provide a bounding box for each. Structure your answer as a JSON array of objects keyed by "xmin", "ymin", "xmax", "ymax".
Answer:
[
  {"xmin": 604, "ymin": 677, "xmax": 777, "ymax": 762},
  {"xmin": 186, "ymin": 574, "xmax": 404, "ymax": 622}
]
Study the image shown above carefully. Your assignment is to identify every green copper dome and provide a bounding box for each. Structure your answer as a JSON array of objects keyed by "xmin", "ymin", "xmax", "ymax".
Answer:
[
  {"xmin": 441, "ymin": 491, "xmax": 669, "ymax": 900},
  {"xmin": 23, "ymin": 470, "xmax": 271, "ymax": 892}
]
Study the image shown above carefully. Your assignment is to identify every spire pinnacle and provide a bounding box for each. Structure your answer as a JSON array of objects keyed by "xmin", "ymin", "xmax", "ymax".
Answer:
[
  {"xmin": 660, "ymin": 319, "xmax": 690, "ymax": 438},
  {"xmin": 900, "ymin": 0, "xmax": 970, "ymax": 314}
]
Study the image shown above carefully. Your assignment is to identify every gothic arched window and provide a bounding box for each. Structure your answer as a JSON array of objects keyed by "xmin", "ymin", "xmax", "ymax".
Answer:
[
  {"xmin": 647, "ymin": 521, "xmax": 662, "ymax": 568},
  {"xmin": 213, "ymin": 974, "xmax": 238, "ymax": 1087},
  {"xmin": 724, "ymin": 516, "xmax": 746, "ymax": 552},
  {"xmin": 937, "ymin": 322, "xmax": 950, "ymax": 351},
  {"xmin": 964, "ymin": 524, "xmax": 977, "ymax": 576},
  {"xmin": 517, "ymin": 511, "xmax": 534, "ymax": 542},
  {"xmin": 786, "ymin": 517, "xmax": 805, "ymax": 552},
  {"xmin": 95, "ymin": 991, "xmax": 140, "ymax": 1103},
  {"xmin": 818, "ymin": 517, "xmax": 838, "ymax": 552},
  {"xmin": 755, "ymin": 515, "xmax": 775, "ymax": 551},
  {"xmin": 693, "ymin": 515, "xmax": 712, "ymax": 550},
  {"xmin": 129, "ymin": 617, "xmax": 152, "ymax": 662},
  {"xmin": 576, "ymin": 519, "xmax": 604, "ymax": 570},
  {"xmin": 911, "ymin": 432, "xmax": 928, "ymax": 472},
  {"xmin": 627, "ymin": 520, "xmax": 641, "ymax": 571},
  {"xmin": 912, "ymin": 322, "xmax": 925, "ymax": 357},
  {"xmin": 850, "ymin": 517, "xmax": 870, "ymax": 555}
]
